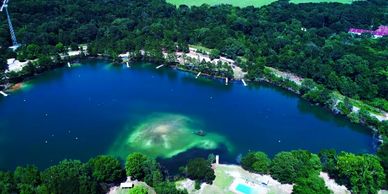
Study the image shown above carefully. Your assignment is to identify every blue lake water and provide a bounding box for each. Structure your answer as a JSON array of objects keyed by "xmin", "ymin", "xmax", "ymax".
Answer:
[{"xmin": 0, "ymin": 60, "xmax": 374, "ymax": 170}]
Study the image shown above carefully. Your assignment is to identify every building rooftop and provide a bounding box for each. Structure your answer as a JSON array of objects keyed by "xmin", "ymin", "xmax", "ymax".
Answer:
[{"xmin": 349, "ymin": 25, "xmax": 388, "ymax": 37}]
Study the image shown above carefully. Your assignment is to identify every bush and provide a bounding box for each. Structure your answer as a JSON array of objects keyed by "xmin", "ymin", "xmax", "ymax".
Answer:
[{"xmin": 129, "ymin": 185, "xmax": 147, "ymax": 194}]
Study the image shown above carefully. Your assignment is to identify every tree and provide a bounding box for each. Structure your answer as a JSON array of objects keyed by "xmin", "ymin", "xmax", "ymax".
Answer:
[
  {"xmin": 241, "ymin": 151, "xmax": 271, "ymax": 174},
  {"xmin": 270, "ymin": 150, "xmax": 322, "ymax": 184},
  {"xmin": 186, "ymin": 158, "xmax": 215, "ymax": 184},
  {"xmin": 336, "ymin": 153, "xmax": 385, "ymax": 193},
  {"xmin": 337, "ymin": 97, "xmax": 352, "ymax": 115},
  {"xmin": 14, "ymin": 165, "xmax": 40, "ymax": 193},
  {"xmin": 209, "ymin": 49, "xmax": 220, "ymax": 60},
  {"xmin": 271, "ymin": 152, "xmax": 299, "ymax": 183},
  {"xmin": 129, "ymin": 185, "xmax": 148, "ymax": 194},
  {"xmin": 41, "ymin": 159, "xmax": 97, "ymax": 194},
  {"xmin": 125, "ymin": 153, "xmax": 148, "ymax": 181},
  {"xmin": 14, "ymin": 165, "xmax": 40, "ymax": 187},
  {"xmin": 0, "ymin": 171, "xmax": 14, "ymax": 194},
  {"xmin": 377, "ymin": 143, "xmax": 388, "ymax": 188},
  {"xmin": 55, "ymin": 42, "xmax": 66, "ymax": 53},
  {"xmin": 87, "ymin": 155, "xmax": 123, "ymax": 183},
  {"xmin": 318, "ymin": 149, "xmax": 337, "ymax": 177},
  {"xmin": 292, "ymin": 175, "xmax": 331, "ymax": 194},
  {"xmin": 142, "ymin": 158, "xmax": 163, "ymax": 187}
]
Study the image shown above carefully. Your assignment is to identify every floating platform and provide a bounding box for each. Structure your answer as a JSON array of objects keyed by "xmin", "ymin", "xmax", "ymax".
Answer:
[
  {"xmin": 0, "ymin": 91, "xmax": 8, "ymax": 97},
  {"xmin": 156, "ymin": 64, "xmax": 164, "ymax": 69},
  {"xmin": 196, "ymin": 72, "xmax": 201, "ymax": 79}
]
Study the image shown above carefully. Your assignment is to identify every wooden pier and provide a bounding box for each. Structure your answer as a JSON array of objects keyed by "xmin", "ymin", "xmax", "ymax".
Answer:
[
  {"xmin": 196, "ymin": 72, "xmax": 201, "ymax": 79},
  {"xmin": 0, "ymin": 91, "xmax": 8, "ymax": 97},
  {"xmin": 156, "ymin": 64, "xmax": 164, "ymax": 69},
  {"xmin": 242, "ymin": 79, "xmax": 247, "ymax": 86}
]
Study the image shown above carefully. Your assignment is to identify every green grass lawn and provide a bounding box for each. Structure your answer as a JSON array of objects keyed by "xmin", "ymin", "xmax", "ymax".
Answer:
[
  {"xmin": 167, "ymin": 0, "xmax": 352, "ymax": 7},
  {"xmin": 189, "ymin": 45, "xmax": 213, "ymax": 53}
]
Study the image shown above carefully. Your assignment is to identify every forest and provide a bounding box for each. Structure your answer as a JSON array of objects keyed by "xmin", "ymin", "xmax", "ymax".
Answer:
[
  {"xmin": 0, "ymin": 0, "xmax": 386, "ymax": 102},
  {"xmin": 0, "ymin": 150, "xmax": 385, "ymax": 194},
  {"xmin": 0, "ymin": 0, "xmax": 387, "ymax": 192}
]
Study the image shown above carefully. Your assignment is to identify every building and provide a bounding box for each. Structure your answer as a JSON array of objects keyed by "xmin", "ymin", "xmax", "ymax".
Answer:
[
  {"xmin": 348, "ymin": 25, "xmax": 388, "ymax": 38},
  {"xmin": 119, "ymin": 182, "xmax": 133, "ymax": 189}
]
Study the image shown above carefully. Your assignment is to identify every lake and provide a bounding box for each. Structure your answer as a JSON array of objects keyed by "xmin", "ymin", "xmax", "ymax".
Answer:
[{"xmin": 0, "ymin": 60, "xmax": 374, "ymax": 171}]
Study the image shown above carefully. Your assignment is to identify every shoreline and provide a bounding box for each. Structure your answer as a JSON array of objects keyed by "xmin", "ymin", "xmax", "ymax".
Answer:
[{"xmin": 1, "ymin": 49, "xmax": 386, "ymax": 145}]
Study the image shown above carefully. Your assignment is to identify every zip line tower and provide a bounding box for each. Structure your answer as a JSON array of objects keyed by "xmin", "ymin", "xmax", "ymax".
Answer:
[{"xmin": 1, "ymin": 0, "xmax": 20, "ymax": 50}]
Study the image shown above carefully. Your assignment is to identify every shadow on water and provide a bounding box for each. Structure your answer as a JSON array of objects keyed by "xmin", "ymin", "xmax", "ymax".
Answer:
[
  {"xmin": 158, "ymin": 144, "xmax": 232, "ymax": 175},
  {"xmin": 180, "ymin": 74, "xmax": 233, "ymax": 91},
  {"xmin": 297, "ymin": 99, "xmax": 372, "ymax": 136},
  {"xmin": 128, "ymin": 63, "xmax": 180, "ymax": 81},
  {"xmin": 247, "ymin": 81, "xmax": 298, "ymax": 99}
]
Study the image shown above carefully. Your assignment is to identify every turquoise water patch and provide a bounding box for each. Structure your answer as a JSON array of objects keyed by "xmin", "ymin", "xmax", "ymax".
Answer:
[
  {"xmin": 236, "ymin": 184, "xmax": 254, "ymax": 194},
  {"xmin": 109, "ymin": 113, "xmax": 233, "ymax": 159}
]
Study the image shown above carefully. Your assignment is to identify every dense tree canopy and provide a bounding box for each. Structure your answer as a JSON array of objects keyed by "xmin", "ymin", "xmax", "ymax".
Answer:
[
  {"xmin": 0, "ymin": 0, "xmax": 386, "ymax": 102},
  {"xmin": 336, "ymin": 153, "xmax": 385, "ymax": 193},
  {"xmin": 270, "ymin": 150, "xmax": 321, "ymax": 184},
  {"xmin": 125, "ymin": 152, "xmax": 163, "ymax": 187},
  {"xmin": 87, "ymin": 155, "xmax": 124, "ymax": 183},
  {"xmin": 292, "ymin": 175, "xmax": 330, "ymax": 194},
  {"xmin": 186, "ymin": 158, "xmax": 215, "ymax": 184},
  {"xmin": 41, "ymin": 159, "xmax": 98, "ymax": 194},
  {"xmin": 241, "ymin": 151, "xmax": 271, "ymax": 174}
]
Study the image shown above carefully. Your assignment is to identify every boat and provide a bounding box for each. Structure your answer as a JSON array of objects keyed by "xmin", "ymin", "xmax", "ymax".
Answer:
[{"xmin": 193, "ymin": 130, "xmax": 206, "ymax": 136}]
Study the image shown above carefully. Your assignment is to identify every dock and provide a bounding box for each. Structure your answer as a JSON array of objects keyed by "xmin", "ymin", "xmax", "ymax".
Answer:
[
  {"xmin": 126, "ymin": 62, "xmax": 130, "ymax": 68},
  {"xmin": 156, "ymin": 64, "xmax": 164, "ymax": 69},
  {"xmin": 0, "ymin": 91, "xmax": 8, "ymax": 97},
  {"xmin": 225, "ymin": 77, "xmax": 228, "ymax": 85},
  {"xmin": 196, "ymin": 72, "xmax": 201, "ymax": 79},
  {"xmin": 242, "ymin": 79, "xmax": 247, "ymax": 86},
  {"xmin": 67, "ymin": 62, "xmax": 71, "ymax": 67}
]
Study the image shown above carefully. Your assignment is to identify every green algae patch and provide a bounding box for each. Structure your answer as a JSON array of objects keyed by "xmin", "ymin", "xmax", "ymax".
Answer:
[{"xmin": 109, "ymin": 113, "xmax": 233, "ymax": 159}]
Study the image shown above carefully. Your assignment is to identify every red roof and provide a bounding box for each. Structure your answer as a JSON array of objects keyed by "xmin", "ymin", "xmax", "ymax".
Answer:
[
  {"xmin": 373, "ymin": 26, "xmax": 388, "ymax": 36},
  {"xmin": 349, "ymin": 28, "xmax": 372, "ymax": 34},
  {"xmin": 348, "ymin": 25, "xmax": 388, "ymax": 37}
]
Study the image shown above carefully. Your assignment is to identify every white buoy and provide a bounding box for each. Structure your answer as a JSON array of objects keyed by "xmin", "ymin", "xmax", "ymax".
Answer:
[
  {"xmin": 67, "ymin": 62, "xmax": 71, "ymax": 67},
  {"xmin": 0, "ymin": 91, "xmax": 8, "ymax": 97},
  {"xmin": 242, "ymin": 79, "xmax": 247, "ymax": 86},
  {"xmin": 156, "ymin": 64, "xmax": 164, "ymax": 69},
  {"xmin": 196, "ymin": 72, "xmax": 201, "ymax": 79},
  {"xmin": 225, "ymin": 77, "xmax": 228, "ymax": 85},
  {"xmin": 126, "ymin": 62, "xmax": 130, "ymax": 68}
]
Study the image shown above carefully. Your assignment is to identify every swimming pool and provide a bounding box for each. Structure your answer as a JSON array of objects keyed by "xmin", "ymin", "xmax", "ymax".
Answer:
[{"xmin": 236, "ymin": 183, "xmax": 254, "ymax": 194}]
